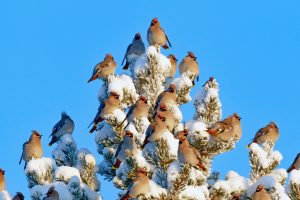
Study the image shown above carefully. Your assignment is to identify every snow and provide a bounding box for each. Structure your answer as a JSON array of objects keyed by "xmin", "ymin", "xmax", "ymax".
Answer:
[
  {"xmin": 167, "ymin": 161, "xmax": 180, "ymax": 186},
  {"xmin": 161, "ymin": 131, "xmax": 179, "ymax": 157},
  {"xmin": 104, "ymin": 109, "xmax": 126, "ymax": 124},
  {"xmin": 212, "ymin": 180, "xmax": 231, "ymax": 192},
  {"xmin": 249, "ymin": 143, "xmax": 283, "ymax": 168},
  {"xmin": 94, "ymin": 122, "xmax": 115, "ymax": 143},
  {"xmin": 186, "ymin": 120, "xmax": 207, "ymax": 133},
  {"xmin": 52, "ymin": 134, "xmax": 78, "ymax": 164},
  {"xmin": 97, "ymin": 83, "xmax": 107, "ymax": 103},
  {"xmin": 55, "ymin": 166, "xmax": 81, "ymax": 183},
  {"xmin": 146, "ymin": 46, "xmax": 171, "ymax": 74},
  {"xmin": 77, "ymin": 148, "xmax": 96, "ymax": 166},
  {"xmin": 52, "ymin": 182, "xmax": 73, "ymax": 200},
  {"xmin": 179, "ymin": 186, "xmax": 206, "ymax": 200},
  {"xmin": 124, "ymin": 117, "xmax": 150, "ymax": 145},
  {"xmin": 289, "ymin": 169, "xmax": 300, "ymax": 184},
  {"xmin": 0, "ymin": 191, "xmax": 11, "ymax": 200},
  {"xmin": 169, "ymin": 105, "xmax": 183, "ymax": 123},
  {"xmin": 147, "ymin": 180, "xmax": 167, "ymax": 198},
  {"xmin": 107, "ymin": 74, "xmax": 138, "ymax": 107},
  {"xmin": 225, "ymin": 171, "xmax": 250, "ymax": 193}
]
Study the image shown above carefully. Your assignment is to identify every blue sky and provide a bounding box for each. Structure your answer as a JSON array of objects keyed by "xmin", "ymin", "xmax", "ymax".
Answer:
[{"xmin": 1, "ymin": 0, "xmax": 300, "ymax": 199}]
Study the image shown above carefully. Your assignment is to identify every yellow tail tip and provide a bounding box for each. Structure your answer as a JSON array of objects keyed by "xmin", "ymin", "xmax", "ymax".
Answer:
[{"xmin": 111, "ymin": 166, "xmax": 118, "ymax": 170}]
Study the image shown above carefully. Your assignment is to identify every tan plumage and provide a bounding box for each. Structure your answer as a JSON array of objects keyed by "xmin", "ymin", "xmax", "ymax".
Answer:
[
  {"xmin": 122, "ymin": 96, "xmax": 149, "ymax": 126},
  {"xmin": 12, "ymin": 192, "xmax": 24, "ymax": 200},
  {"xmin": 179, "ymin": 51, "xmax": 199, "ymax": 85},
  {"xmin": 154, "ymin": 84, "xmax": 177, "ymax": 111},
  {"xmin": 142, "ymin": 117, "xmax": 168, "ymax": 148},
  {"xmin": 0, "ymin": 169, "xmax": 5, "ymax": 192},
  {"xmin": 248, "ymin": 122, "xmax": 279, "ymax": 147},
  {"xmin": 222, "ymin": 113, "xmax": 242, "ymax": 140},
  {"xmin": 89, "ymin": 92, "xmax": 121, "ymax": 133},
  {"xmin": 251, "ymin": 185, "xmax": 271, "ymax": 200},
  {"xmin": 287, "ymin": 153, "xmax": 300, "ymax": 173},
  {"xmin": 87, "ymin": 54, "xmax": 117, "ymax": 83},
  {"xmin": 207, "ymin": 122, "xmax": 235, "ymax": 142},
  {"xmin": 43, "ymin": 186, "xmax": 59, "ymax": 200},
  {"xmin": 176, "ymin": 133, "xmax": 206, "ymax": 171},
  {"xmin": 147, "ymin": 17, "xmax": 171, "ymax": 49},
  {"xmin": 168, "ymin": 54, "xmax": 177, "ymax": 78},
  {"xmin": 19, "ymin": 130, "xmax": 43, "ymax": 169},
  {"xmin": 120, "ymin": 168, "xmax": 150, "ymax": 200},
  {"xmin": 112, "ymin": 130, "xmax": 138, "ymax": 169},
  {"xmin": 155, "ymin": 103, "xmax": 176, "ymax": 133}
]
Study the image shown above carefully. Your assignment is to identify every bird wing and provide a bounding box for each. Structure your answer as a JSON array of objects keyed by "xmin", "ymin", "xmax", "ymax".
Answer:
[
  {"xmin": 88, "ymin": 101, "xmax": 105, "ymax": 127},
  {"xmin": 122, "ymin": 44, "xmax": 132, "ymax": 65},
  {"xmin": 154, "ymin": 92, "xmax": 165, "ymax": 110},
  {"xmin": 50, "ymin": 119, "xmax": 65, "ymax": 137},
  {"xmin": 161, "ymin": 27, "xmax": 172, "ymax": 47},
  {"xmin": 113, "ymin": 141, "xmax": 123, "ymax": 160},
  {"xmin": 99, "ymin": 59, "xmax": 110, "ymax": 68},
  {"xmin": 145, "ymin": 124, "xmax": 155, "ymax": 138},
  {"xmin": 253, "ymin": 127, "xmax": 268, "ymax": 139},
  {"xmin": 19, "ymin": 141, "xmax": 28, "ymax": 164}
]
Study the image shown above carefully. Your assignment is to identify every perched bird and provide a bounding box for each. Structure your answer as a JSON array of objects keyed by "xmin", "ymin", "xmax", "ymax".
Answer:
[
  {"xmin": 122, "ymin": 33, "xmax": 145, "ymax": 70},
  {"xmin": 202, "ymin": 76, "xmax": 215, "ymax": 87},
  {"xmin": 176, "ymin": 132, "xmax": 206, "ymax": 171},
  {"xmin": 142, "ymin": 116, "xmax": 168, "ymax": 148},
  {"xmin": 43, "ymin": 186, "xmax": 59, "ymax": 200},
  {"xmin": 120, "ymin": 168, "xmax": 150, "ymax": 200},
  {"xmin": 287, "ymin": 153, "xmax": 300, "ymax": 173},
  {"xmin": 48, "ymin": 112, "xmax": 74, "ymax": 146},
  {"xmin": 251, "ymin": 185, "xmax": 271, "ymax": 200},
  {"xmin": 87, "ymin": 54, "xmax": 117, "ymax": 83},
  {"xmin": 0, "ymin": 168, "xmax": 5, "ymax": 192},
  {"xmin": 122, "ymin": 96, "xmax": 149, "ymax": 126},
  {"xmin": 19, "ymin": 130, "xmax": 43, "ymax": 169},
  {"xmin": 89, "ymin": 91, "xmax": 121, "ymax": 133},
  {"xmin": 155, "ymin": 103, "xmax": 176, "ymax": 133},
  {"xmin": 179, "ymin": 51, "xmax": 199, "ymax": 85},
  {"xmin": 154, "ymin": 84, "xmax": 177, "ymax": 111},
  {"xmin": 222, "ymin": 113, "xmax": 242, "ymax": 140},
  {"xmin": 207, "ymin": 122, "xmax": 235, "ymax": 142},
  {"xmin": 248, "ymin": 122, "xmax": 279, "ymax": 147},
  {"xmin": 112, "ymin": 130, "xmax": 138, "ymax": 169},
  {"xmin": 168, "ymin": 54, "xmax": 177, "ymax": 78},
  {"xmin": 147, "ymin": 17, "xmax": 171, "ymax": 49},
  {"xmin": 12, "ymin": 192, "xmax": 24, "ymax": 200}
]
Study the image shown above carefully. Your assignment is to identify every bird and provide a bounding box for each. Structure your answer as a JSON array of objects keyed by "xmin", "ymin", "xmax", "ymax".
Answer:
[
  {"xmin": 0, "ymin": 168, "xmax": 5, "ymax": 192},
  {"xmin": 179, "ymin": 51, "xmax": 199, "ymax": 85},
  {"xmin": 19, "ymin": 130, "xmax": 43, "ymax": 169},
  {"xmin": 176, "ymin": 132, "xmax": 206, "ymax": 171},
  {"xmin": 142, "ymin": 116, "xmax": 169, "ymax": 148},
  {"xmin": 112, "ymin": 130, "xmax": 138, "ymax": 169},
  {"xmin": 122, "ymin": 33, "xmax": 145, "ymax": 70},
  {"xmin": 87, "ymin": 53, "xmax": 117, "ymax": 83},
  {"xmin": 168, "ymin": 54, "xmax": 177, "ymax": 78},
  {"xmin": 202, "ymin": 76, "xmax": 215, "ymax": 87},
  {"xmin": 287, "ymin": 153, "xmax": 300, "ymax": 173},
  {"xmin": 222, "ymin": 113, "xmax": 242, "ymax": 140},
  {"xmin": 122, "ymin": 96, "xmax": 149, "ymax": 126},
  {"xmin": 248, "ymin": 122, "xmax": 279, "ymax": 147},
  {"xmin": 12, "ymin": 192, "xmax": 25, "ymax": 200},
  {"xmin": 251, "ymin": 184, "xmax": 271, "ymax": 200},
  {"xmin": 89, "ymin": 91, "xmax": 121, "ymax": 133},
  {"xmin": 231, "ymin": 193, "xmax": 240, "ymax": 200},
  {"xmin": 207, "ymin": 122, "xmax": 235, "ymax": 142},
  {"xmin": 147, "ymin": 17, "xmax": 171, "ymax": 49},
  {"xmin": 155, "ymin": 103, "xmax": 176, "ymax": 133},
  {"xmin": 120, "ymin": 168, "xmax": 150, "ymax": 200},
  {"xmin": 43, "ymin": 186, "xmax": 59, "ymax": 200},
  {"xmin": 154, "ymin": 84, "xmax": 177, "ymax": 111},
  {"xmin": 48, "ymin": 112, "xmax": 74, "ymax": 146}
]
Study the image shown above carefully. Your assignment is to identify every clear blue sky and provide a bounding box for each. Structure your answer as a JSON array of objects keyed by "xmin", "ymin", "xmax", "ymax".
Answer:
[{"xmin": 1, "ymin": 0, "xmax": 300, "ymax": 199}]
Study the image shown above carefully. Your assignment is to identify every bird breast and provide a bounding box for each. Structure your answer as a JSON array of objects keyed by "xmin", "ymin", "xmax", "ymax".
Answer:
[{"xmin": 147, "ymin": 27, "xmax": 166, "ymax": 46}]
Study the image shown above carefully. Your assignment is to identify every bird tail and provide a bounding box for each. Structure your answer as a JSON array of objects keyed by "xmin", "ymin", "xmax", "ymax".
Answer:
[
  {"xmin": 207, "ymin": 129, "xmax": 218, "ymax": 135},
  {"xmin": 19, "ymin": 154, "xmax": 23, "ymax": 165},
  {"xmin": 89, "ymin": 125, "xmax": 97, "ymax": 134},
  {"xmin": 197, "ymin": 162, "xmax": 206, "ymax": 171},
  {"xmin": 166, "ymin": 35, "xmax": 172, "ymax": 48},
  {"xmin": 88, "ymin": 120, "xmax": 94, "ymax": 128},
  {"xmin": 87, "ymin": 75, "xmax": 97, "ymax": 83},
  {"xmin": 141, "ymin": 139, "xmax": 149, "ymax": 149},
  {"xmin": 162, "ymin": 44, "xmax": 169, "ymax": 49},
  {"xmin": 287, "ymin": 165, "xmax": 295, "ymax": 173},
  {"xmin": 122, "ymin": 61, "xmax": 130, "ymax": 70},
  {"xmin": 24, "ymin": 162, "xmax": 27, "ymax": 170},
  {"xmin": 112, "ymin": 159, "xmax": 121, "ymax": 170},
  {"xmin": 120, "ymin": 192, "xmax": 131, "ymax": 200}
]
